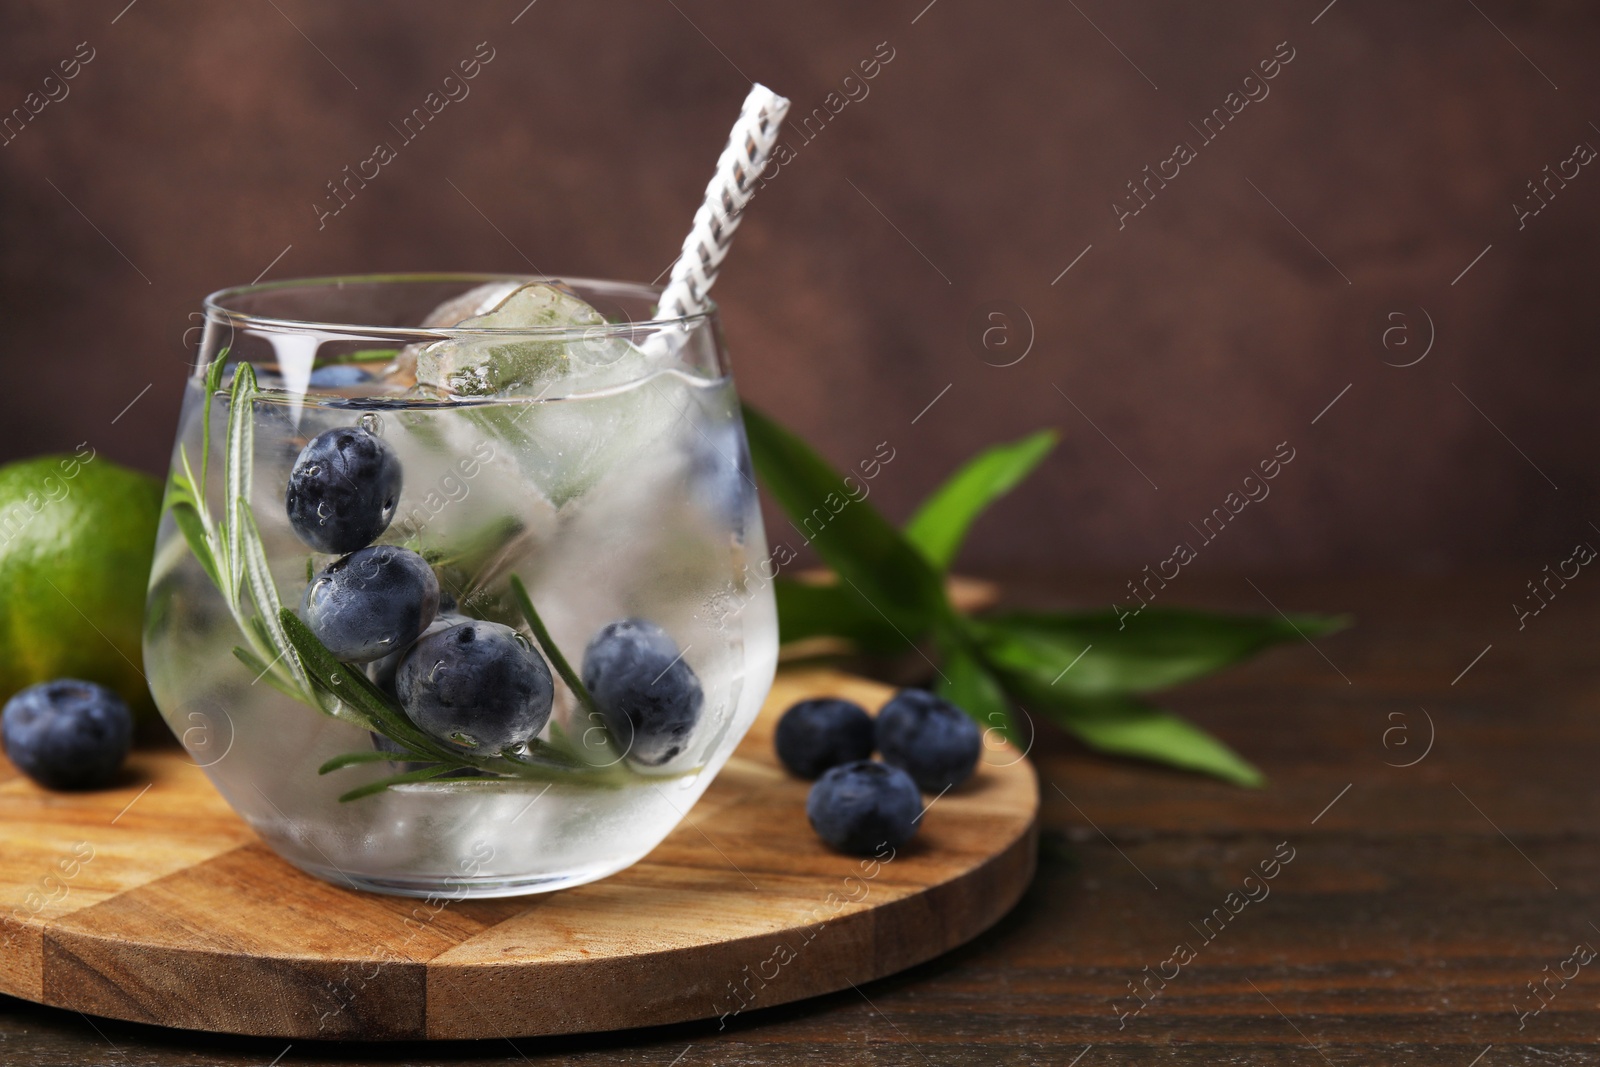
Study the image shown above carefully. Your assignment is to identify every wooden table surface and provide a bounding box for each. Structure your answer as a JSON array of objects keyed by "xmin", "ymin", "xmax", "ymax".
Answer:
[{"xmin": 1, "ymin": 573, "xmax": 1592, "ymax": 1065}]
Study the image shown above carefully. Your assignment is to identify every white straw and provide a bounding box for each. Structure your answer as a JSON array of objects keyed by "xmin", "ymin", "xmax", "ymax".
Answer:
[{"xmin": 645, "ymin": 83, "xmax": 790, "ymax": 355}]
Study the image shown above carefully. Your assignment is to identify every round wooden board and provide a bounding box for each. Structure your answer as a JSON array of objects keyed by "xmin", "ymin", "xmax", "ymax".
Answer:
[{"xmin": 0, "ymin": 667, "xmax": 1038, "ymax": 1040}]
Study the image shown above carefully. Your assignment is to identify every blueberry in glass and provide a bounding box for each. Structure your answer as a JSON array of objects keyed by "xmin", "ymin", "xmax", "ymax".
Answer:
[
  {"xmin": 285, "ymin": 425, "xmax": 401, "ymax": 554},
  {"xmin": 581, "ymin": 618, "xmax": 703, "ymax": 766},
  {"xmin": 301, "ymin": 545, "xmax": 439, "ymax": 663},
  {"xmin": 397, "ymin": 620, "xmax": 554, "ymax": 753}
]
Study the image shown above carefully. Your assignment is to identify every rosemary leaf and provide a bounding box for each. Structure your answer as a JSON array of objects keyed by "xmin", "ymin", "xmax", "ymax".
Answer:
[
  {"xmin": 231, "ymin": 646, "xmax": 301, "ymax": 701},
  {"xmin": 314, "ymin": 347, "xmax": 398, "ymax": 368},
  {"xmin": 167, "ymin": 473, "xmax": 196, "ymax": 509},
  {"xmin": 508, "ymin": 575, "xmax": 600, "ymax": 720},
  {"xmin": 509, "ymin": 575, "xmax": 623, "ymax": 768},
  {"xmin": 277, "ymin": 609, "xmax": 483, "ymax": 765},
  {"xmin": 319, "ymin": 750, "xmax": 437, "ymax": 774},
  {"xmin": 239, "ymin": 507, "xmax": 311, "ymax": 696},
  {"xmin": 339, "ymin": 765, "xmax": 456, "ymax": 803},
  {"xmin": 170, "ymin": 501, "xmax": 222, "ymax": 590},
  {"xmin": 223, "ymin": 362, "xmax": 258, "ymax": 604},
  {"xmin": 198, "ymin": 351, "xmax": 227, "ymax": 492},
  {"xmin": 281, "ymin": 610, "xmax": 399, "ymax": 728}
]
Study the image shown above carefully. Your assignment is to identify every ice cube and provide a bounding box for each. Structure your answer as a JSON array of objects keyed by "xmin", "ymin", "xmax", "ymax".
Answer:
[
  {"xmin": 414, "ymin": 282, "xmax": 646, "ymax": 398},
  {"xmin": 403, "ymin": 282, "xmax": 688, "ymax": 506},
  {"xmin": 511, "ymin": 372, "xmax": 690, "ymax": 505},
  {"xmin": 453, "ymin": 282, "xmax": 607, "ymax": 331},
  {"xmin": 375, "ymin": 279, "xmax": 533, "ymax": 389},
  {"xmin": 420, "ymin": 279, "xmax": 531, "ymax": 328}
]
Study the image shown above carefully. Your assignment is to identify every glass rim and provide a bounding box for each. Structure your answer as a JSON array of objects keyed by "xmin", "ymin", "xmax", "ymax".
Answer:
[{"xmin": 202, "ymin": 273, "xmax": 716, "ymax": 341}]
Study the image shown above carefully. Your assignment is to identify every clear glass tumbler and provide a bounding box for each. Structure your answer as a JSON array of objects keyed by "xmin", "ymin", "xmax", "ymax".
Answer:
[{"xmin": 143, "ymin": 275, "xmax": 778, "ymax": 897}]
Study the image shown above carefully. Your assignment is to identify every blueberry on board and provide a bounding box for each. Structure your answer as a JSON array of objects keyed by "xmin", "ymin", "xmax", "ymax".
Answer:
[
  {"xmin": 285, "ymin": 425, "xmax": 402, "ymax": 554},
  {"xmin": 397, "ymin": 621, "xmax": 554, "ymax": 753},
  {"xmin": 875, "ymin": 689, "xmax": 982, "ymax": 794},
  {"xmin": 581, "ymin": 619, "xmax": 703, "ymax": 767},
  {"xmin": 806, "ymin": 760, "xmax": 922, "ymax": 856},
  {"xmin": 774, "ymin": 698, "xmax": 875, "ymax": 779},
  {"xmin": 302, "ymin": 546, "xmax": 439, "ymax": 663},
  {"xmin": 307, "ymin": 364, "xmax": 374, "ymax": 389},
  {"xmin": 2, "ymin": 680, "xmax": 132, "ymax": 790}
]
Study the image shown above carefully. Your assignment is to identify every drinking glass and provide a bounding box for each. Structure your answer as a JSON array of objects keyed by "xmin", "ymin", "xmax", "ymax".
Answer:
[{"xmin": 143, "ymin": 275, "xmax": 778, "ymax": 897}]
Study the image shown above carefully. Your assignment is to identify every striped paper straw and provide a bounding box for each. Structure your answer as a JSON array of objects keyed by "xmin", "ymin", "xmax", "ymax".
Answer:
[{"xmin": 644, "ymin": 82, "xmax": 790, "ymax": 356}]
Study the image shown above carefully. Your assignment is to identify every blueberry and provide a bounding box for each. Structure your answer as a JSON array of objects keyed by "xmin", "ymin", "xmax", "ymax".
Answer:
[
  {"xmin": 875, "ymin": 689, "xmax": 982, "ymax": 794},
  {"xmin": 689, "ymin": 419, "xmax": 753, "ymax": 531},
  {"xmin": 302, "ymin": 546, "xmax": 439, "ymax": 663},
  {"xmin": 367, "ymin": 611, "xmax": 468, "ymax": 696},
  {"xmin": 806, "ymin": 760, "xmax": 922, "ymax": 855},
  {"xmin": 774, "ymin": 698, "xmax": 875, "ymax": 779},
  {"xmin": 581, "ymin": 619, "xmax": 702, "ymax": 767},
  {"xmin": 2, "ymin": 680, "xmax": 132, "ymax": 790},
  {"xmin": 307, "ymin": 364, "xmax": 374, "ymax": 389},
  {"xmin": 285, "ymin": 425, "xmax": 402, "ymax": 554},
  {"xmin": 397, "ymin": 621, "xmax": 553, "ymax": 753}
]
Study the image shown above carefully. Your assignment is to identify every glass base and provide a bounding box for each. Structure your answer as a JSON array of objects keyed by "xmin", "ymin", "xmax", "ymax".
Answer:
[{"xmin": 286, "ymin": 852, "xmax": 647, "ymax": 899}]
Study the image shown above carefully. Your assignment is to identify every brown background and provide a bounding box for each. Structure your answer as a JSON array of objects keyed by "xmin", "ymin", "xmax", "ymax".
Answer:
[{"xmin": 1, "ymin": 0, "xmax": 1595, "ymax": 574}]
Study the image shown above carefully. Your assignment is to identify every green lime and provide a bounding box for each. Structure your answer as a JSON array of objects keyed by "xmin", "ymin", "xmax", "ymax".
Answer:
[{"xmin": 0, "ymin": 451, "xmax": 162, "ymax": 721}]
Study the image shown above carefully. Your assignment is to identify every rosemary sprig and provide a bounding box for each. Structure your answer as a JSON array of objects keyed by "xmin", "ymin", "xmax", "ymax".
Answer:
[
  {"xmin": 509, "ymin": 576, "xmax": 599, "ymax": 722},
  {"xmin": 281, "ymin": 609, "xmax": 631, "ymax": 799},
  {"xmin": 314, "ymin": 347, "xmax": 399, "ymax": 368},
  {"xmin": 163, "ymin": 355, "xmax": 637, "ymax": 800},
  {"xmin": 163, "ymin": 357, "xmax": 314, "ymax": 704},
  {"xmin": 509, "ymin": 575, "xmax": 625, "ymax": 767}
]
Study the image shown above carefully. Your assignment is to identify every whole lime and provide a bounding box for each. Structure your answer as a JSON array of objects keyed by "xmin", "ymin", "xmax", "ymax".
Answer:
[{"xmin": 0, "ymin": 452, "xmax": 162, "ymax": 721}]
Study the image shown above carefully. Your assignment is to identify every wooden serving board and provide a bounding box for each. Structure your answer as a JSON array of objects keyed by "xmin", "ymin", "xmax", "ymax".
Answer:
[{"xmin": 0, "ymin": 667, "xmax": 1037, "ymax": 1041}]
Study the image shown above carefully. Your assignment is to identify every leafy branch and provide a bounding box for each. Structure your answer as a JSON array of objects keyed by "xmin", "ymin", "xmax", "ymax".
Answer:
[
  {"xmin": 742, "ymin": 405, "xmax": 1347, "ymax": 788},
  {"xmin": 162, "ymin": 356, "xmax": 635, "ymax": 799},
  {"xmin": 283, "ymin": 607, "xmax": 630, "ymax": 801},
  {"xmin": 162, "ymin": 356, "xmax": 314, "ymax": 705}
]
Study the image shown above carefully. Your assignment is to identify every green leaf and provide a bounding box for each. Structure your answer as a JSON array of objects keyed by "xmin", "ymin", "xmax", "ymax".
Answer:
[
  {"xmin": 166, "ymin": 472, "xmax": 197, "ymax": 509},
  {"xmin": 742, "ymin": 403, "xmax": 950, "ymax": 638},
  {"xmin": 170, "ymin": 501, "xmax": 222, "ymax": 591},
  {"xmin": 239, "ymin": 508, "xmax": 311, "ymax": 697},
  {"xmin": 339, "ymin": 764, "xmax": 455, "ymax": 803},
  {"xmin": 1043, "ymin": 694, "xmax": 1265, "ymax": 788},
  {"xmin": 198, "ymin": 352, "xmax": 228, "ymax": 494},
  {"xmin": 174, "ymin": 450, "xmax": 201, "ymax": 510},
  {"xmin": 223, "ymin": 363, "xmax": 257, "ymax": 602},
  {"xmin": 772, "ymin": 579, "xmax": 904, "ymax": 654},
  {"xmin": 973, "ymin": 608, "xmax": 1348, "ymax": 699},
  {"xmin": 231, "ymin": 646, "xmax": 301, "ymax": 701},
  {"xmin": 420, "ymin": 513, "xmax": 524, "ymax": 573},
  {"xmin": 507, "ymin": 577, "xmax": 590, "ymax": 711},
  {"xmin": 936, "ymin": 638, "xmax": 1022, "ymax": 747},
  {"xmin": 319, "ymin": 750, "xmax": 437, "ymax": 774},
  {"xmin": 905, "ymin": 430, "xmax": 1058, "ymax": 570},
  {"xmin": 507, "ymin": 575, "xmax": 618, "ymax": 762},
  {"xmin": 315, "ymin": 347, "xmax": 398, "ymax": 368},
  {"xmin": 278, "ymin": 608, "xmax": 444, "ymax": 755}
]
